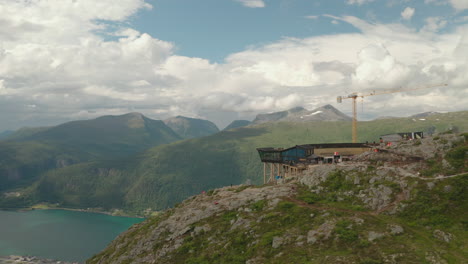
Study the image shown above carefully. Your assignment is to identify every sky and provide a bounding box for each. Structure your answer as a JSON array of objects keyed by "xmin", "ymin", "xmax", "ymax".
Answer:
[{"xmin": 0, "ymin": 0, "xmax": 467, "ymax": 130}]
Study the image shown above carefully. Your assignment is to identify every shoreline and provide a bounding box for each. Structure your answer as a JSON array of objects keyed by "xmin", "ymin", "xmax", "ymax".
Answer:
[
  {"xmin": 0, "ymin": 255, "xmax": 81, "ymax": 264},
  {"xmin": 0, "ymin": 206, "xmax": 145, "ymax": 218}
]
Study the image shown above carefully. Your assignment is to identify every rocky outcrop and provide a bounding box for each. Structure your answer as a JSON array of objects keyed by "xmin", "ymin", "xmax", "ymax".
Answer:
[
  {"xmin": 88, "ymin": 133, "xmax": 467, "ymax": 264},
  {"xmin": 90, "ymin": 184, "xmax": 295, "ymax": 263}
]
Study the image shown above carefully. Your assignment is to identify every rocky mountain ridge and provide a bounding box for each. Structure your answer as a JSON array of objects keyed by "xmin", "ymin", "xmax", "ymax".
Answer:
[
  {"xmin": 163, "ymin": 116, "xmax": 219, "ymax": 139},
  {"xmin": 88, "ymin": 133, "xmax": 467, "ymax": 264},
  {"xmin": 252, "ymin": 104, "xmax": 352, "ymax": 124}
]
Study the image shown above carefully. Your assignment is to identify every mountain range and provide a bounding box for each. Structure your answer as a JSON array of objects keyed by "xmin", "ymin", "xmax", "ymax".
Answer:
[{"xmin": 1, "ymin": 105, "xmax": 467, "ymax": 213}]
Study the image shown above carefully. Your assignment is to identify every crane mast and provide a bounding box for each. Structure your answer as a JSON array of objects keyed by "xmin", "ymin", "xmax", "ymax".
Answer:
[{"xmin": 337, "ymin": 83, "xmax": 448, "ymax": 143}]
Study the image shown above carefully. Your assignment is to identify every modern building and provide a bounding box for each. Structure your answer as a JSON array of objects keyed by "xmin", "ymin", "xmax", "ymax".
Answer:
[{"xmin": 257, "ymin": 143, "xmax": 373, "ymax": 183}]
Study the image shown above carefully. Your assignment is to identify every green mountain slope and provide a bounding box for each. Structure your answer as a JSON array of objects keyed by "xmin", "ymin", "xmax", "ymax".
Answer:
[
  {"xmin": 223, "ymin": 120, "xmax": 251, "ymax": 131},
  {"xmin": 0, "ymin": 141, "xmax": 77, "ymax": 192},
  {"xmin": 3, "ymin": 126, "xmax": 51, "ymax": 141},
  {"xmin": 88, "ymin": 134, "xmax": 467, "ymax": 263},
  {"xmin": 12, "ymin": 111, "xmax": 467, "ymax": 212},
  {"xmin": 164, "ymin": 116, "xmax": 219, "ymax": 139},
  {"xmin": 0, "ymin": 113, "xmax": 181, "ymax": 194},
  {"xmin": 14, "ymin": 113, "xmax": 181, "ymax": 157}
]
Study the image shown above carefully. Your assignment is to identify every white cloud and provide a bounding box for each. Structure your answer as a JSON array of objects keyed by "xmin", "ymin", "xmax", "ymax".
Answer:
[
  {"xmin": 346, "ymin": 0, "xmax": 375, "ymax": 5},
  {"xmin": 83, "ymin": 85, "xmax": 148, "ymax": 101},
  {"xmin": 401, "ymin": 7, "xmax": 415, "ymax": 20},
  {"xmin": 449, "ymin": 0, "xmax": 468, "ymax": 11},
  {"xmin": 306, "ymin": 15, "xmax": 319, "ymax": 20},
  {"xmin": 456, "ymin": 16, "xmax": 468, "ymax": 23},
  {"xmin": 424, "ymin": 0, "xmax": 447, "ymax": 5},
  {"xmin": 0, "ymin": 0, "xmax": 151, "ymax": 44},
  {"xmin": 425, "ymin": 0, "xmax": 468, "ymax": 11},
  {"xmin": 0, "ymin": 0, "xmax": 467, "ymax": 130},
  {"xmin": 421, "ymin": 17, "xmax": 448, "ymax": 33},
  {"xmin": 236, "ymin": 0, "xmax": 265, "ymax": 8},
  {"xmin": 353, "ymin": 44, "xmax": 411, "ymax": 88}
]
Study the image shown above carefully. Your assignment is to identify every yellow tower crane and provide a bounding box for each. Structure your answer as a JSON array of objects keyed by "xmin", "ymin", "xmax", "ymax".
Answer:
[{"xmin": 337, "ymin": 83, "xmax": 448, "ymax": 143}]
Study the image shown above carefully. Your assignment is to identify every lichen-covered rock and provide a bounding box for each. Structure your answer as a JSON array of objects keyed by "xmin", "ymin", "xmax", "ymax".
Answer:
[
  {"xmin": 361, "ymin": 185, "xmax": 393, "ymax": 211},
  {"xmin": 272, "ymin": 236, "xmax": 283, "ymax": 248},
  {"xmin": 425, "ymin": 251, "xmax": 448, "ymax": 264},
  {"xmin": 368, "ymin": 231, "xmax": 385, "ymax": 242},
  {"xmin": 230, "ymin": 217, "xmax": 250, "ymax": 230},
  {"xmin": 307, "ymin": 220, "xmax": 336, "ymax": 244},
  {"xmin": 389, "ymin": 225, "xmax": 404, "ymax": 235},
  {"xmin": 433, "ymin": 229, "xmax": 453, "ymax": 243}
]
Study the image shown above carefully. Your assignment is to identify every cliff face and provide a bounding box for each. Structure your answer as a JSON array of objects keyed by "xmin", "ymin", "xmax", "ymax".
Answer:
[{"xmin": 88, "ymin": 133, "xmax": 467, "ymax": 264}]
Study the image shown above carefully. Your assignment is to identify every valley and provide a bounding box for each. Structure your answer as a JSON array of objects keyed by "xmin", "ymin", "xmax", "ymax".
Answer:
[{"xmin": 1, "ymin": 108, "xmax": 467, "ymax": 215}]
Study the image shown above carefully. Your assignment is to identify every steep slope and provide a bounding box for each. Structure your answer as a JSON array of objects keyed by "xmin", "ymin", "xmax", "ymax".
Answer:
[
  {"xmin": 11, "ymin": 111, "xmax": 467, "ymax": 212},
  {"xmin": 88, "ymin": 133, "xmax": 467, "ymax": 264},
  {"xmin": 0, "ymin": 113, "xmax": 181, "ymax": 194},
  {"xmin": 0, "ymin": 141, "xmax": 75, "ymax": 192},
  {"xmin": 164, "ymin": 116, "xmax": 219, "ymax": 139},
  {"xmin": 252, "ymin": 104, "xmax": 351, "ymax": 124},
  {"xmin": 223, "ymin": 120, "xmax": 251, "ymax": 131}
]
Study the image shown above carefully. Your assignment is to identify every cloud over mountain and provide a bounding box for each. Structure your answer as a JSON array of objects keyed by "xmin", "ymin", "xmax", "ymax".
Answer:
[{"xmin": 0, "ymin": 0, "xmax": 467, "ymax": 130}]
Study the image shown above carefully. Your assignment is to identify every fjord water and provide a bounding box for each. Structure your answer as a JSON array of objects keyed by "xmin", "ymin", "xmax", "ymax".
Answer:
[{"xmin": 0, "ymin": 209, "xmax": 143, "ymax": 262}]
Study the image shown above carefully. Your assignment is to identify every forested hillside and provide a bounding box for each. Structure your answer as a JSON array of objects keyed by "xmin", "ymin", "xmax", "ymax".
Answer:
[
  {"xmin": 4, "ymin": 111, "xmax": 466, "ymax": 213},
  {"xmin": 0, "ymin": 113, "xmax": 180, "ymax": 194}
]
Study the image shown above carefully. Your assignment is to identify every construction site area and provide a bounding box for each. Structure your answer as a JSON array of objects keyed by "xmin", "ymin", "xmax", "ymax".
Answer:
[
  {"xmin": 257, "ymin": 132, "xmax": 425, "ymax": 184},
  {"xmin": 256, "ymin": 83, "xmax": 449, "ymax": 184}
]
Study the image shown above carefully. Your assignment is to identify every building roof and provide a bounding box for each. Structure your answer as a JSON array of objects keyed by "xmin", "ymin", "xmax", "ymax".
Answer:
[{"xmin": 257, "ymin": 143, "xmax": 371, "ymax": 153}]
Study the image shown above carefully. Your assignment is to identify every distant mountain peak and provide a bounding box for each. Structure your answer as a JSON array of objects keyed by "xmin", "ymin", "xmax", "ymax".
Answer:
[
  {"xmin": 164, "ymin": 116, "xmax": 219, "ymax": 139},
  {"xmin": 252, "ymin": 104, "xmax": 351, "ymax": 124},
  {"xmin": 126, "ymin": 112, "xmax": 144, "ymax": 118},
  {"xmin": 321, "ymin": 104, "xmax": 334, "ymax": 109},
  {"xmin": 119, "ymin": 112, "xmax": 146, "ymax": 128},
  {"xmin": 288, "ymin": 106, "xmax": 306, "ymax": 112}
]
